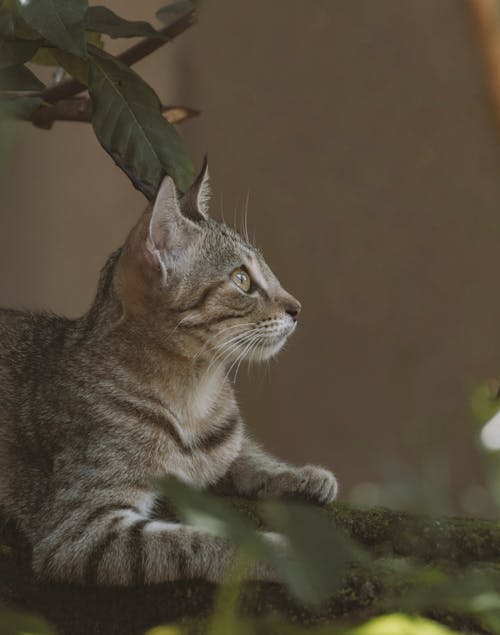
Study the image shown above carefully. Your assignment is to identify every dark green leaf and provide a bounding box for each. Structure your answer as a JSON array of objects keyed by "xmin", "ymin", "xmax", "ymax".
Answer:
[
  {"xmin": 16, "ymin": 0, "xmax": 87, "ymax": 57},
  {"xmin": 0, "ymin": 94, "xmax": 41, "ymax": 117},
  {"xmin": 0, "ymin": 3, "xmax": 15, "ymax": 39},
  {"xmin": 88, "ymin": 47, "xmax": 194, "ymax": 197},
  {"xmin": 85, "ymin": 6, "xmax": 158, "ymax": 39},
  {"xmin": 51, "ymin": 49, "xmax": 89, "ymax": 83},
  {"xmin": 156, "ymin": 1, "xmax": 195, "ymax": 25},
  {"xmin": 0, "ymin": 64, "xmax": 44, "ymax": 90},
  {"xmin": 262, "ymin": 502, "xmax": 355, "ymax": 604},
  {"xmin": 0, "ymin": 38, "xmax": 40, "ymax": 69}
]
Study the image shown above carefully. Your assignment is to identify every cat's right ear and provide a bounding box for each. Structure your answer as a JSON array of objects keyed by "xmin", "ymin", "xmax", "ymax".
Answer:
[
  {"xmin": 146, "ymin": 175, "xmax": 200, "ymax": 277},
  {"xmin": 180, "ymin": 156, "xmax": 211, "ymax": 222}
]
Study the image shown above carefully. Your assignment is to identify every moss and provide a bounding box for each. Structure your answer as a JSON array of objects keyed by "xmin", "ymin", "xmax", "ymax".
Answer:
[{"xmin": 2, "ymin": 502, "xmax": 500, "ymax": 634}]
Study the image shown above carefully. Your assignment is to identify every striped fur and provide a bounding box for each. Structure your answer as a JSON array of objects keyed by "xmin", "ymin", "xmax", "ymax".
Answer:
[{"xmin": 0, "ymin": 169, "xmax": 337, "ymax": 586}]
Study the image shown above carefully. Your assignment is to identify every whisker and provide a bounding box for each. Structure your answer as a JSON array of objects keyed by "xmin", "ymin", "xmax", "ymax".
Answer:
[
  {"xmin": 234, "ymin": 335, "xmax": 260, "ymax": 381},
  {"xmin": 204, "ymin": 330, "xmax": 258, "ymax": 377},
  {"xmin": 243, "ymin": 191, "xmax": 250, "ymax": 242},
  {"xmin": 227, "ymin": 334, "xmax": 259, "ymax": 381},
  {"xmin": 192, "ymin": 322, "xmax": 256, "ymax": 362}
]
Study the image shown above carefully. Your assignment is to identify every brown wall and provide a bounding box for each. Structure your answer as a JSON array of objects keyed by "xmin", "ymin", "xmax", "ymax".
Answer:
[{"xmin": 2, "ymin": 1, "xmax": 500, "ymax": 510}]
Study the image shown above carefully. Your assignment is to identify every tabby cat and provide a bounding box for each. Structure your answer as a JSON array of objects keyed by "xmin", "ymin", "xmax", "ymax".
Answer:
[{"xmin": 0, "ymin": 163, "xmax": 338, "ymax": 585}]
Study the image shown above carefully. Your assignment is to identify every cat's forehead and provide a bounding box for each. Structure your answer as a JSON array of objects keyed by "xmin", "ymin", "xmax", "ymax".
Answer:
[
  {"xmin": 203, "ymin": 220, "xmax": 258, "ymax": 259},
  {"xmin": 197, "ymin": 219, "xmax": 273, "ymax": 282}
]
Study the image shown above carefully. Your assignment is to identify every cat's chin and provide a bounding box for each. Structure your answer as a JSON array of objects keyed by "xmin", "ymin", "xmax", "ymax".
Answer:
[{"xmin": 248, "ymin": 335, "xmax": 287, "ymax": 362}]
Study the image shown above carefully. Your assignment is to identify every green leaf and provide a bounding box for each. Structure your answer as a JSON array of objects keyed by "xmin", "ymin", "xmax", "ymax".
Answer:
[
  {"xmin": 156, "ymin": 1, "xmax": 195, "ymax": 25},
  {"xmin": 52, "ymin": 49, "xmax": 88, "ymax": 84},
  {"xmin": 85, "ymin": 29, "xmax": 103, "ymax": 49},
  {"xmin": 160, "ymin": 477, "xmax": 260, "ymax": 545},
  {"xmin": 31, "ymin": 46, "xmax": 57, "ymax": 66},
  {"xmin": 88, "ymin": 47, "xmax": 194, "ymax": 197},
  {"xmin": 1, "ymin": 1, "xmax": 41, "ymax": 41},
  {"xmin": 32, "ymin": 34, "xmax": 101, "ymax": 69},
  {"xmin": 262, "ymin": 502, "xmax": 355, "ymax": 604},
  {"xmin": 0, "ymin": 38, "xmax": 39, "ymax": 69},
  {"xmin": 349, "ymin": 613, "xmax": 461, "ymax": 635},
  {"xmin": 0, "ymin": 63, "xmax": 44, "ymax": 90},
  {"xmin": 0, "ymin": 94, "xmax": 41, "ymax": 117},
  {"xmin": 0, "ymin": 2, "xmax": 15, "ymax": 38},
  {"xmin": 470, "ymin": 381, "xmax": 500, "ymax": 426},
  {"xmin": 0, "ymin": 606, "xmax": 56, "ymax": 635},
  {"xmin": 15, "ymin": 0, "xmax": 88, "ymax": 57},
  {"xmin": 160, "ymin": 477, "xmax": 283, "ymax": 578},
  {"xmin": 85, "ymin": 6, "xmax": 158, "ymax": 39}
]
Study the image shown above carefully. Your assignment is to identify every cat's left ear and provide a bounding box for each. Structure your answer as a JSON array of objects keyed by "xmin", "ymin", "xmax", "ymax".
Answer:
[
  {"xmin": 181, "ymin": 155, "xmax": 211, "ymax": 222},
  {"xmin": 147, "ymin": 175, "xmax": 200, "ymax": 275}
]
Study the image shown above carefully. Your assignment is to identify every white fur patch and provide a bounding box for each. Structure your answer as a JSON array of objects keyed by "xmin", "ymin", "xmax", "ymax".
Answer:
[
  {"xmin": 181, "ymin": 367, "xmax": 223, "ymax": 426},
  {"xmin": 143, "ymin": 520, "xmax": 179, "ymax": 533}
]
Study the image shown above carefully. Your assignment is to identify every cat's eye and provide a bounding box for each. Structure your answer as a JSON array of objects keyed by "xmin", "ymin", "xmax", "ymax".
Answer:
[{"xmin": 231, "ymin": 268, "xmax": 251, "ymax": 292}]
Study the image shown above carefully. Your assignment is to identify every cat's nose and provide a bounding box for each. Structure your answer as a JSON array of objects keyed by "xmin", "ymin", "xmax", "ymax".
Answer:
[{"xmin": 284, "ymin": 299, "xmax": 301, "ymax": 322}]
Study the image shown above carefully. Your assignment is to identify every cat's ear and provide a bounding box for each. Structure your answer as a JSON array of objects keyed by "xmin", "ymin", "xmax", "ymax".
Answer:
[
  {"xmin": 146, "ymin": 175, "xmax": 200, "ymax": 273},
  {"xmin": 181, "ymin": 155, "xmax": 211, "ymax": 222}
]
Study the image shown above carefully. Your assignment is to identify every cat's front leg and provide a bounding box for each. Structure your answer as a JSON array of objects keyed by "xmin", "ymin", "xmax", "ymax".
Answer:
[{"xmin": 216, "ymin": 438, "xmax": 338, "ymax": 504}]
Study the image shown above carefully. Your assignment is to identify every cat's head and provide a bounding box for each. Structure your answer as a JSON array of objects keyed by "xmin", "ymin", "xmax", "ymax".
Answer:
[{"xmin": 116, "ymin": 161, "xmax": 300, "ymax": 366}]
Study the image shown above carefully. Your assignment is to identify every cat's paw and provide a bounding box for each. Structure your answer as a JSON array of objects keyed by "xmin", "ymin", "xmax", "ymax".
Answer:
[{"xmin": 262, "ymin": 465, "xmax": 338, "ymax": 504}]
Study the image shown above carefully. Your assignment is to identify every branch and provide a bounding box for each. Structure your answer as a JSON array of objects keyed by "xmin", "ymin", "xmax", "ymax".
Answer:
[
  {"xmin": 1, "ymin": 501, "xmax": 499, "ymax": 634},
  {"xmin": 468, "ymin": 0, "xmax": 500, "ymax": 134},
  {"xmin": 39, "ymin": 8, "xmax": 197, "ymax": 105},
  {"xmin": 17, "ymin": 97, "xmax": 199, "ymax": 129}
]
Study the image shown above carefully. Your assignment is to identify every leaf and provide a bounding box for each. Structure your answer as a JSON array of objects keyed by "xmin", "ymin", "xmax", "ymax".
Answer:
[
  {"xmin": 349, "ymin": 613, "xmax": 461, "ymax": 635},
  {"xmin": 0, "ymin": 2, "xmax": 15, "ymax": 38},
  {"xmin": 470, "ymin": 380, "xmax": 500, "ymax": 426},
  {"xmin": 262, "ymin": 501, "xmax": 355, "ymax": 604},
  {"xmin": 0, "ymin": 63, "xmax": 44, "ymax": 90},
  {"xmin": 51, "ymin": 49, "xmax": 89, "ymax": 84},
  {"xmin": 85, "ymin": 29, "xmax": 103, "ymax": 49},
  {"xmin": 31, "ymin": 47, "xmax": 57, "ymax": 66},
  {"xmin": 0, "ymin": 606, "xmax": 56, "ymax": 635},
  {"xmin": 32, "ymin": 32, "xmax": 101, "ymax": 69},
  {"xmin": 160, "ymin": 477, "xmax": 259, "ymax": 545},
  {"xmin": 15, "ymin": 0, "xmax": 88, "ymax": 57},
  {"xmin": 85, "ymin": 6, "xmax": 158, "ymax": 39},
  {"xmin": 156, "ymin": 1, "xmax": 196, "ymax": 25},
  {"xmin": 160, "ymin": 477, "xmax": 282, "ymax": 571},
  {"xmin": 2, "ymin": 1, "xmax": 41, "ymax": 41},
  {"xmin": 145, "ymin": 627, "xmax": 183, "ymax": 635},
  {"xmin": 0, "ymin": 38, "xmax": 39, "ymax": 69},
  {"xmin": 0, "ymin": 94, "xmax": 41, "ymax": 117},
  {"xmin": 88, "ymin": 47, "xmax": 194, "ymax": 197}
]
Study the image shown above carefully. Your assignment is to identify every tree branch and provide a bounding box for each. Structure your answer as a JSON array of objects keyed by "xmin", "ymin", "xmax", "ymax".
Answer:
[
  {"xmin": 18, "ymin": 97, "xmax": 199, "ymax": 129},
  {"xmin": 1, "ymin": 501, "xmax": 499, "ymax": 634},
  {"xmin": 39, "ymin": 8, "xmax": 197, "ymax": 105}
]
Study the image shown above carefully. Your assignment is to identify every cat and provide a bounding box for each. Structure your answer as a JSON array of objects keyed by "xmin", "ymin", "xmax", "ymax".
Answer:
[{"xmin": 0, "ymin": 161, "xmax": 338, "ymax": 586}]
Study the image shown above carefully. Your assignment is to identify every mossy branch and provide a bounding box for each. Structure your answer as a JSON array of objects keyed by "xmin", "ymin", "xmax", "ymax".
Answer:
[{"xmin": 1, "ymin": 501, "xmax": 499, "ymax": 634}]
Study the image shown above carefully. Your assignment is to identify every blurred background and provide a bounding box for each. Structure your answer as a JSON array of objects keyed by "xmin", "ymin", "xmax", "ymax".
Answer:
[{"xmin": 2, "ymin": 0, "xmax": 500, "ymax": 516}]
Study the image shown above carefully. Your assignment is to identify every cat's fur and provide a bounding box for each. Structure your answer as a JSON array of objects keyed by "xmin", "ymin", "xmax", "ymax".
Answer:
[{"xmin": 0, "ymin": 164, "xmax": 337, "ymax": 586}]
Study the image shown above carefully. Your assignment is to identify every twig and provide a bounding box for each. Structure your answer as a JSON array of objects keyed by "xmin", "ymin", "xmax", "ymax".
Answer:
[
  {"xmin": 40, "ymin": 8, "xmax": 197, "ymax": 105},
  {"xmin": 468, "ymin": 0, "xmax": 500, "ymax": 132},
  {"xmin": 16, "ymin": 97, "xmax": 199, "ymax": 129}
]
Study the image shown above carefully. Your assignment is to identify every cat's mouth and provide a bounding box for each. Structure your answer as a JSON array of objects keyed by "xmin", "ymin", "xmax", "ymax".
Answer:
[
  {"xmin": 210, "ymin": 319, "xmax": 296, "ymax": 371},
  {"xmin": 242, "ymin": 321, "xmax": 296, "ymax": 363}
]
